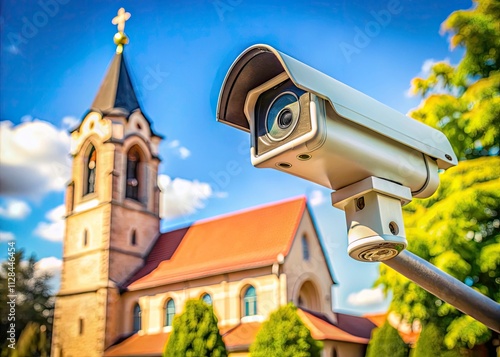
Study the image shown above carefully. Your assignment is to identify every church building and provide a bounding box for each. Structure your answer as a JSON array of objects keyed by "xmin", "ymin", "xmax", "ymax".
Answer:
[{"xmin": 51, "ymin": 9, "xmax": 375, "ymax": 357}]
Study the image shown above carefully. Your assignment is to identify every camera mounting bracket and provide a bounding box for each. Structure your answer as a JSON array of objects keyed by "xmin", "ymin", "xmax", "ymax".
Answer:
[{"xmin": 331, "ymin": 176, "xmax": 412, "ymax": 262}]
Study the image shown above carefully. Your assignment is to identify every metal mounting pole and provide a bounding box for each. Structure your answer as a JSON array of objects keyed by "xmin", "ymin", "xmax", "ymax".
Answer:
[{"xmin": 383, "ymin": 250, "xmax": 500, "ymax": 333}]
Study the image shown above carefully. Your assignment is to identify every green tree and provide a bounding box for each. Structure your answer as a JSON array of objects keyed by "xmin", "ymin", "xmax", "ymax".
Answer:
[
  {"xmin": 13, "ymin": 322, "xmax": 48, "ymax": 357},
  {"xmin": 0, "ymin": 249, "xmax": 55, "ymax": 356},
  {"xmin": 377, "ymin": 0, "xmax": 499, "ymax": 355},
  {"xmin": 365, "ymin": 321, "xmax": 409, "ymax": 357},
  {"xmin": 412, "ymin": 323, "xmax": 461, "ymax": 357},
  {"xmin": 250, "ymin": 303, "xmax": 322, "ymax": 357},
  {"xmin": 409, "ymin": 0, "xmax": 499, "ymax": 160},
  {"xmin": 164, "ymin": 299, "xmax": 227, "ymax": 357}
]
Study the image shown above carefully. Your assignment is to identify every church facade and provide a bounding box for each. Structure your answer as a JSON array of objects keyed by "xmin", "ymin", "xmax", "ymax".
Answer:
[{"xmin": 51, "ymin": 13, "xmax": 374, "ymax": 357}]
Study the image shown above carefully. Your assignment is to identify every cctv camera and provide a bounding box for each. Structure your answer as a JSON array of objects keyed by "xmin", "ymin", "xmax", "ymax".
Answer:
[{"xmin": 217, "ymin": 44, "xmax": 457, "ymax": 262}]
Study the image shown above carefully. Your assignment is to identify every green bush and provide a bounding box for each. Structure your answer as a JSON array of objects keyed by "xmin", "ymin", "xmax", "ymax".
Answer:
[
  {"xmin": 163, "ymin": 299, "xmax": 227, "ymax": 357},
  {"xmin": 250, "ymin": 303, "xmax": 322, "ymax": 357},
  {"xmin": 366, "ymin": 321, "xmax": 409, "ymax": 357}
]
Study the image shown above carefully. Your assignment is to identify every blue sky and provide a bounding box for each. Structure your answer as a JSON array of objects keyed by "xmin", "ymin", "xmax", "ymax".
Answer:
[{"xmin": 0, "ymin": 0, "xmax": 470, "ymax": 315}]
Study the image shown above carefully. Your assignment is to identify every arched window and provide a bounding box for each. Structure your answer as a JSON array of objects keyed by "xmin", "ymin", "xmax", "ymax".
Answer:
[
  {"xmin": 164, "ymin": 299, "xmax": 175, "ymax": 327},
  {"xmin": 130, "ymin": 230, "xmax": 137, "ymax": 246},
  {"xmin": 243, "ymin": 286, "xmax": 257, "ymax": 317},
  {"xmin": 84, "ymin": 144, "xmax": 97, "ymax": 195},
  {"xmin": 302, "ymin": 235, "xmax": 310, "ymax": 261},
  {"xmin": 133, "ymin": 303, "xmax": 141, "ymax": 332},
  {"xmin": 126, "ymin": 146, "xmax": 142, "ymax": 201},
  {"xmin": 201, "ymin": 293, "xmax": 212, "ymax": 305},
  {"xmin": 83, "ymin": 230, "xmax": 88, "ymax": 247}
]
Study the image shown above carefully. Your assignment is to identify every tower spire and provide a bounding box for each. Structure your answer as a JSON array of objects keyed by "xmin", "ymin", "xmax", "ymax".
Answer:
[
  {"xmin": 90, "ymin": 8, "xmax": 140, "ymax": 116},
  {"xmin": 112, "ymin": 8, "xmax": 131, "ymax": 54}
]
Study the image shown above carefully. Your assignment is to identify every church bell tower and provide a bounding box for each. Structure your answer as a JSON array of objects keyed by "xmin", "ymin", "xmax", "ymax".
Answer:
[{"xmin": 51, "ymin": 9, "xmax": 163, "ymax": 356}]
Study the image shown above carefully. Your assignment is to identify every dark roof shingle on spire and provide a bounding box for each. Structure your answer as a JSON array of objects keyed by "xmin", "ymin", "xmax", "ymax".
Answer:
[{"xmin": 91, "ymin": 53, "xmax": 140, "ymax": 115}]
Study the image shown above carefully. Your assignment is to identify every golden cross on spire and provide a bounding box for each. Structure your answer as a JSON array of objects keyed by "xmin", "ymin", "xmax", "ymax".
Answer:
[
  {"xmin": 112, "ymin": 8, "xmax": 131, "ymax": 33},
  {"xmin": 112, "ymin": 8, "xmax": 131, "ymax": 54}
]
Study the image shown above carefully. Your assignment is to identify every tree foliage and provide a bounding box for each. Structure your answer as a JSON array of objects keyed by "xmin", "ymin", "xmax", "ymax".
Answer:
[
  {"xmin": 376, "ymin": 0, "xmax": 499, "ymax": 354},
  {"xmin": 250, "ymin": 303, "xmax": 322, "ymax": 357},
  {"xmin": 408, "ymin": 0, "xmax": 499, "ymax": 160},
  {"xmin": 365, "ymin": 321, "xmax": 408, "ymax": 357},
  {"xmin": 412, "ymin": 323, "xmax": 461, "ymax": 357},
  {"xmin": 164, "ymin": 299, "xmax": 227, "ymax": 357},
  {"xmin": 0, "ymin": 249, "xmax": 54, "ymax": 356},
  {"xmin": 12, "ymin": 322, "xmax": 48, "ymax": 357}
]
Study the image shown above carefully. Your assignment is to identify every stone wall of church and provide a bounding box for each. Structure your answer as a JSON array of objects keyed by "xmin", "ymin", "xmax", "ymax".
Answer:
[
  {"xmin": 51, "ymin": 289, "xmax": 108, "ymax": 357},
  {"xmin": 108, "ymin": 204, "xmax": 159, "ymax": 285},
  {"xmin": 61, "ymin": 204, "xmax": 111, "ymax": 292},
  {"xmin": 117, "ymin": 267, "xmax": 286, "ymax": 337},
  {"xmin": 323, "ymin": 340, "xmax": 368, "ymax": 357},
  {"xmin": 104, "ymin": 286, "xmax": 123, "ymax": 350},
  {"xmin": 282, "ymin": 210, "xmax": 337, "ymax": 323}
]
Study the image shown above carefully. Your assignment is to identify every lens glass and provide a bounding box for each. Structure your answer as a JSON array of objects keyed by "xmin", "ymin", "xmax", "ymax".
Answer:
[
  {"xmin": 266, "ymin": 92, "xmax": 299, "ymax": 140},
  {"xmin": 278, "ymin": 109, "xmax": 293, "ymax": 128}
]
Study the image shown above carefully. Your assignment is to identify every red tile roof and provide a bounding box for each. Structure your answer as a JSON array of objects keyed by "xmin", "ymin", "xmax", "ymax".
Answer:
[
  {"xmin": 222, "ymin": 322, "xmax": 262, "ymax": 351},
  {"xmin": 104, "ymin": 332, "xmax": 169, "ymax": 357},
  {"xmin": 125, "ymin": 227, "xmax": 188, "ymax": 285},
  {"xmin": 363, "ymin": 312, "xmax": 420, "ymax": 345},
  {"xmin": 298, "ymin": 309, "xmax": 370, "ymax": 344},
  {"xmin": 363, "ymin": 312, "xmax": 387, "ymax": 328},
  {"xmin": 335, "ymin": 312, "xmax": 377, "ymax": 339},
  {"xmin": 127, "ymin": 197, "xmax": 307, "ymax": 290}
]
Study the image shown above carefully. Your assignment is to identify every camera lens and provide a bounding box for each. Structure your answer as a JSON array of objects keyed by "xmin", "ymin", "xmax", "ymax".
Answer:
[
  {"xmin": 266, "ymin": 92, "xmax": 299, "ymax": 141},
  {"xmin": 277, "ymin": 109, "xmax": 293, "ymax": 129}
]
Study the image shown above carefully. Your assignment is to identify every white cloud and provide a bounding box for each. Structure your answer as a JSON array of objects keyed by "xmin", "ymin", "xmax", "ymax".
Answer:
[
  {"xmin": 34, "ymin": 257, "xmax": 62, "ymax": 293},
  {"xmin": 420, "ymin": 58, "xmax": 437, "ymax": 77},
  {"xmin": 0, "ymin": 120, "xmax": 71, "ymax": 199},
  {"xmin": 158, "ymin": 174, "xmax": 215, "ymax": 219},
  {"xmin": 347, "ymin": 287, "xmax": 385, "ymax": 306},
  {"xmin": 35, "ymin": 256, "xmax": 62, "ymax": 277},
  {"xmin": 33, "ymin": 204, "xmax": 66, "ymax": 242},
  {"xmin": 0, "ymin": 199, "xmax": 31, "ymax": 219},
  {"xmin": 167, "ymin": 139, "xmax": 191, "ymax": 159},
  {"xmin": 168, "ymin": 140, "xmax": 180, "ymax": 148},
  {"xmin": 0, "ymin": 231, "xmax": 15, "ymax": 242},
  {"xmin": 309, "ymin": 189, "xmax": 326, "ymax": 207},
  {"xmin": 61, "ymin": 116, "xmax": 79, "ymax": 130},
  {"xmin": 178, "ymin": 146, "xmax": 191, "ymax": 159}
]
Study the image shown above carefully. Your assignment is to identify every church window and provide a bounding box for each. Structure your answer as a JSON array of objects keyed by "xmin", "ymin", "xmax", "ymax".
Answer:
[
  {"xmin": 131, "ymin": 229, "xmax": 137, "ymax": 246},
  {"xmin": 164, "ymin": 299, "xmax": 175, "ymax": 327},
  {"xmin": 78, "ymin": 318, "xmax": 84, "ymax": 335},
  {"xmin": 84, "ymin": 144, "xmax": 97, "ymax": 195},
  {"xmin": 302, "ymin": 235, "xmax": 310, "ymax": 261},
  {"xmin": 133, "ymin": 303, "xmax": 141, "ymax": 332},
  {"xmin": 201, "ymin": 293, "xmax": 212, "ymax": 305},
  {"xmin": 83, "ymin": 230, "xmax": 88, "ymax": 247},
  {"xmin": 243, "ymin": 286, "xmax": 257, "ymax": 317},
  {"xmin": 126, "ymin": 146, "xmax": 142, "ymax": 201}
]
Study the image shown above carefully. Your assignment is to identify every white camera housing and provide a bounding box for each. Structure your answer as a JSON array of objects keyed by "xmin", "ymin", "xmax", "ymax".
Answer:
[{"xmin": 217, "ymin": 44, "xmax": 457, "ymax": 261}]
